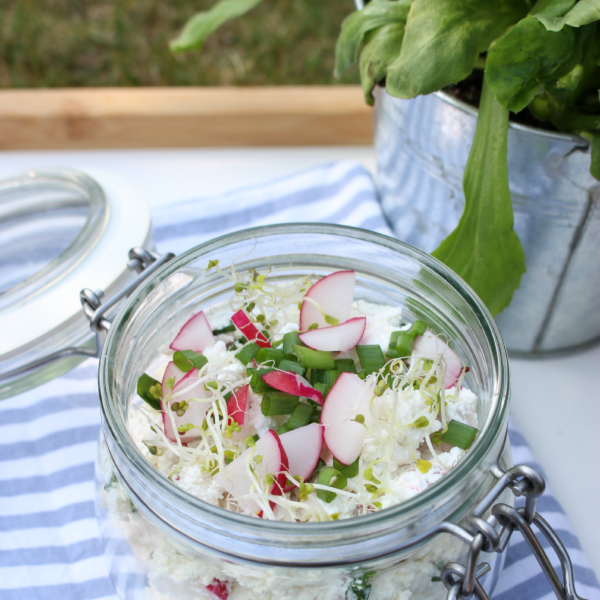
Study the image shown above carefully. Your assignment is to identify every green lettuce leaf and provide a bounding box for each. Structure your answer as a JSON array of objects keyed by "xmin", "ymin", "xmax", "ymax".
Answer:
[
  {"xmin": 431, "ymin": 77, "xmax": 526, "ymax": 317},
  {"xmin": 385, "ymin": 0, "xmax": 529, "ymax": 98},
  {"xmin": 359, "ymin": 23, "xmax": 406, "ymax": 105},
  {"xmin": 334, "ymin": 0, "xmax": 411, "ymax": 78},
  {"xmin": 170, "ymin": 0, "xmax": 263, "ymax": 53},
  {"xmin": 485, "ymin": 16, "xmax": 577, "ymax": 112},
  {"xmin": 590, "ymin": 134, "xmax": 600, "ymax": 179},
  {"xmin": 534, "ymin": 0, "xmax": 600, "ymax": 31}
]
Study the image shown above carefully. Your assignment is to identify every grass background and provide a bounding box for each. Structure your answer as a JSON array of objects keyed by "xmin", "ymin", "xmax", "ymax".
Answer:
[{"xmin": 0, "ymin": 0, "xmax": 359, "ymax": 88}]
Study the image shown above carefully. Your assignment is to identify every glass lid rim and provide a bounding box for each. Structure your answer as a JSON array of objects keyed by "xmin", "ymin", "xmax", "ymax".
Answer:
[
  {"xmin": 99, "ymin": 222, "xmax": 510, "ymax": 534},
  {"xmin": 0, "ymin": 167, "xmax": 108, "ymax": 310}
]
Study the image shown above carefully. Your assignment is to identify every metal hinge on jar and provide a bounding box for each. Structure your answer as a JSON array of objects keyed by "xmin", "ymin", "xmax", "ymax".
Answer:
[{"xmin": 437, "ymin": 435, "xmax": 587, "ymax": 600}]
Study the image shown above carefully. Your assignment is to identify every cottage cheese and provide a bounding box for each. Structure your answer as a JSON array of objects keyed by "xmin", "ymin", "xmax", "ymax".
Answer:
[{"xmin": 101, "ymin": 272, "xmax": 479, "ymax": 600}]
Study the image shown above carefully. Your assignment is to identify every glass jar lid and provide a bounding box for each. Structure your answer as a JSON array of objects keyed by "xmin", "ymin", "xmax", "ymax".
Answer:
[{"xmin": 0, "ymin": 167, "xmax": 152, "ymax": 399}]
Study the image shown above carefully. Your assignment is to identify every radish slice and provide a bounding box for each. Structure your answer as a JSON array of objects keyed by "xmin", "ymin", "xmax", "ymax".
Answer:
[
  {"xmin": 321, "ymin": 372, "xmax": 376, "ymax": 466},
  {"xmin": 279, "ymin": 423, "xmax": 323, "ymax": 492},
  {"xmin": 299, "ymin": 270, "xmax": 355, "ymax": 331},
  {"xmin": 161, "ymin": 361, "xmax": 186, "ymax": 391},
  {"xmin": 216, "ymin": 430, "xmax": 288, "ymax": 515},
  {"xmin": 161, "ymin": 370, "xmax": 212, "ymax": 443},
  {"xmin": 412, "ymin": 331, "xmax": 463, "ymax": 389},
  {"xmin": 226, "ymin": 384, "xmax": 252, "ymax": 442},
  {"xmin": 298, "ymin": 317, "xmax": 366, "ymax": 352},
  {"xmin": 261, "ymin": 371, "xmax": 323, "ymax": 405},
  {"xmin": 206, "ymin": 580, "xmax": 229, "ymax": 600},
  {"xmin": 170, "ymin": 311, "xmax": 215, "ymax": 353},
  {"xmin": 231, "ymin": 310, "xmax": 271, "ymax": 348},
  {"xmin": 226, "ymin": 384, "xmax": 249, "ymax": 425}
]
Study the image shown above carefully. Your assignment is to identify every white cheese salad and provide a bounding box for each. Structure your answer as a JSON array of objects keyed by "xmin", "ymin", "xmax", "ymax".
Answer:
[
  {"xmin": 130, "ymin": 265, "xmax": 478, "ymax": 522},
  {"xmin": 106, "ymin": 263, "xmax": 481, "ymax": 600}
]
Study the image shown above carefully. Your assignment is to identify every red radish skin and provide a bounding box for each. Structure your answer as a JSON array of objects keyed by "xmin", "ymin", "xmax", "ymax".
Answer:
[
  {"xmin": 231, "ymin": 310, "xmax": 271, "ymax": 348},
  {"xmin": 320, "ymin": 372, "xmax": 376, "ymax": 466},
  {"xmin": 226, "ymin": 384, "xmax": 249, "ymax": 425},
  {"xmin": 261, "ymin": 371, "xmax": 323, "ymax": 405},
  {"xmin": 170, "ymin": 310, "xmax": 215, "ymax": 353},
  {"xmin": 216, "ymin": 430, "xmax": 288, "ymax": 516},
  {"xmin": 298, "ymin": 317, "xmax": 366, "ymax": 352},
  {"xmin": 206, "ymin": 579, "xmax": 229, "ymax": 600},
  {"xmin": 161, "ymin": 370, "xmax": 212, "ymax": 443},
  {"xmin": 412, "ymin": 331, "xmax": 463, "ymax": 389},
  {"xmin": 279, "ymin": 423, "xmax": 323, "ymax": 492},
  {"xmin": 161, "ymin": 361, "xmax": 186, "ymax": 391},
  {"xmin": 226, "ymin": 384, "xmax": 252, "ymax": 442},
  {"xmin": 300, "ymin": 271, "xmax": 355, "ymax": 331}
]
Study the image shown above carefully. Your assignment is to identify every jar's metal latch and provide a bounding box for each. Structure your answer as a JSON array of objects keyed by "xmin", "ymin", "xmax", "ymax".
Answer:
[
  {"xmin": 438, "ymin": 439, "xmax": 587, "ymax": 600},
  {"xmin": 80, "ymin": 247, "xmax": 175, "ymax": 334}
]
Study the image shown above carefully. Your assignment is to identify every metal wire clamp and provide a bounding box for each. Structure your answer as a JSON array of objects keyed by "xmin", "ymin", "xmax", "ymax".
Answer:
[{"xmin": 439, "ymin": 437, "xmax": 587, "ymax": 600}]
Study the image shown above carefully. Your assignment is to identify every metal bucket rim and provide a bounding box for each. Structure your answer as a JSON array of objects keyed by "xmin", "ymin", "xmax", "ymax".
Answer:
[{"xmin": 433, "ymin": 90, "xmax": 588, "ymax": 146}]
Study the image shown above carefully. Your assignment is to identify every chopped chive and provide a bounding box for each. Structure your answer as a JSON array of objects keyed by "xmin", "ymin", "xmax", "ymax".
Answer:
[
  {"xmin": 333, "ymin": 456, "xmax": 359, "ymax": 478},
  {"xmin": 137, "ymin": 373, "xmax": 161, "ymax": 411},
  {"xmin": 277, "ymin": 402, "xmax": 315, "ymax": 434},
  {"xmin": 388, "ymin": 330, "xmax": 402, "ymax": 349},
  {"xmin": 396, "ymin": 332, "xmax": 415, "ymax": 358},
  {"xmin": 386, "ymin": 348, "xmax": 401, "ymax": 359},
  {"xmin": 356, "ymin": 345, "xmax": 385, "ymax": 375},
  {"xmin": 283, "ymin": 331, "xmax": 304, "ymax": 356},
  {"xmin": 278, "ymin": 359, "xmax": 306, "ymax": 376},
  {"xmin": 173, "ymin": 350, "xmax": 208, "ymax": 373},
  {"xmin": 316, "ymin": 467, "xmax": 347, "ymax": 503},
  {"xmin": 212, "ymin": 322, "xmax": 236, "ymax": 335},
  {"xmin": 271, "ymin": 338, "xmax": 284, "ymax": 348},
  {"xmin": 293, "ymin": 345, "xmax": 335, "ymax": 370},
  {"xmin": 313, "ymin": 382, "xmax": 331, "ymax": 400},
  {"xmin": 334, "ymin": 358, "xmax": 356, "ymax": 373},
  {"xmin": 441, "ymin": 420, "xmax": 478, "ymax": 450},
  {"xmin": 261, "ymin": 392, "xmax": 300, "ymax": 416},
  {"xmin": 348, "ymin": 572, "xmax": 376, "ymax": 600},
  {"xmin": 411, "ymin": 320, "xmax": 427, "ymax": 337},
  {"xmin": 250, "ymin": 368, "xmax": 276, "ymax": 393},
  {"xmin": 323, "ymin": 370, "xmax": 341, "ymax": 387},
  {"xmin": 310, "ymin": 369, "xmax": 326, "ymax": 385},
  {"xmin": 256, "ymin": 348, "xmax": 285, "ymax": 366},
  {"xmin": 235, "ymin": 342, "xmax": 260, "ymax": 366}
]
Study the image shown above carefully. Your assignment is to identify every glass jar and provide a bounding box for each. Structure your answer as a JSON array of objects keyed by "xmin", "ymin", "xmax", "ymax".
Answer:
[{"xmin": 95, "ymin": 224, "xmax": 512, "ymax": 600}]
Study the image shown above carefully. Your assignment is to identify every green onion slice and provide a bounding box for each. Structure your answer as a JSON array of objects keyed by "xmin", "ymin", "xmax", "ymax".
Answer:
[
  {"xmin": 283, "ymin": 331, "xmax": 304, "ymax": 356},
  {"xmin": 313, "ymin": 382, "xmax": 331, "ymax": 400},
  {"xmin": 212, "ymin": 322, "xmax": 236, "ymax": 335},
  {"xmin": 277, "ymin": 402, "xmax": 315, "ymax": 434},
  {"xmin": 316, "ymin": 467, "xmax": 348, "ymax": 503},
  {"xmin": 137, "ymin": 373, "xmax": 161, "ymax": 411},
  {"xmin": 441, "ymin": 420, "xmax": 478, "ymax": 450},
  {"xmin": 411, "ymin": 320, "xmax": 427, "ymax": 337},
  {"xmin": 323, "ymin": 370, "xmax": 341, "ymax": 387},
  {"xmin": 333, "ymin": 456, "xmax": 359, "ymax": 478},
  {"xmin": 250, "ymin": 368, "xmax": 276, "ymax": 394},
  {"xmin": 293, "ymin": 345, "xmax": 335, "ymax": 370},
  {"xmin": 356, "ymin": 345, "xmax": 385, "ymax": 375},
  {"xmin": 235, "ymin": 342, "xmax": 260, "ymax": 366},
  {"xmin": 334, "ymin": 358, "xmax": 356, "ymax": 373},
  {"xmin": 173, "ymin": 350, "xmax": 208, "ymax": 373},
  {"xmin": 256, "ymin": 348, "xmax": 285, "ymax": 366},
  {"xmin": 261, "ymin": 392, "xmax": 300, "ymax": 416},
  {"xmin": 278, "ymin": 359, "xmax": 306, "ymax": 376}
]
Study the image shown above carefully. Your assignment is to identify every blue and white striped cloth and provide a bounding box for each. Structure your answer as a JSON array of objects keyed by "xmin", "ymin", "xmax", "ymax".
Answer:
[{"xmin": 0, "ymin": 161, "xmax": 598, "ymax": 600}]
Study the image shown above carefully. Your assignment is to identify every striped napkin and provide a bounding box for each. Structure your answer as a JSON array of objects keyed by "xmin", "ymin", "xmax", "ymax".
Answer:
[{"xmin": 1, "ymin": 160, "xmax": 598, "ymax": 600}]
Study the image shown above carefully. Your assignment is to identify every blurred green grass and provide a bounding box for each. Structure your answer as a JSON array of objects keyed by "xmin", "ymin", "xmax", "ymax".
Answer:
[{"xmin": 0, "ymin": 0, "xmax": 358, "ymax": 88}]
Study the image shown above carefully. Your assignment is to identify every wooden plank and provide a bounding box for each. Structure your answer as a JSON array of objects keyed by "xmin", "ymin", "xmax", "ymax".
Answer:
[{"xmin": 0, "ymin": 86, "xmax": 373, "ymax": 150}]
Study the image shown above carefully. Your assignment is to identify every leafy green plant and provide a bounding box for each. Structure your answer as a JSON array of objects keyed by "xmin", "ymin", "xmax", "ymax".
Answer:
[{"xmin": 171, "ymin": 0, "xmax": 600, "ymax": 316}]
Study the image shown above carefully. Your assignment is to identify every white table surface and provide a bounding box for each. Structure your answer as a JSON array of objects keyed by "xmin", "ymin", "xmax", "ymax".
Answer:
[{"xmin": 1, "ymin": 146, "xmax": 598, "ymax": 580}]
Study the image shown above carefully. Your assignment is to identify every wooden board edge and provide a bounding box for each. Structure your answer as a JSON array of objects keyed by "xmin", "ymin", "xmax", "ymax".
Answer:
[{"xmin": 0, "ymin": 86, "xmax": 373, "ymax": 150}]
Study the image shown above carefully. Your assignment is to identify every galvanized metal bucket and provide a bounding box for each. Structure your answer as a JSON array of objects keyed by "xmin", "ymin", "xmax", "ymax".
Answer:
[{"xmin": 374, "ymin": 86, "xmax": 600, "ymax": 357}]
